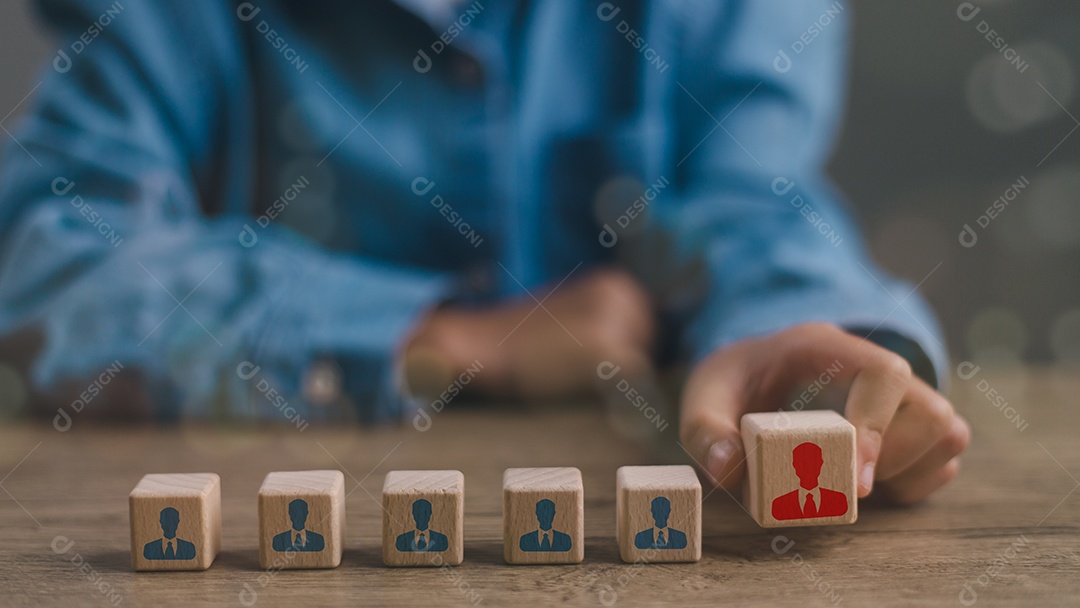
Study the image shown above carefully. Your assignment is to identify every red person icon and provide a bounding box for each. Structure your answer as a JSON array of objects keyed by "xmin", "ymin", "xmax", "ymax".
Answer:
[{"xmin": 771, "ymin": 442, "xmax": 849, "ymax": 520}]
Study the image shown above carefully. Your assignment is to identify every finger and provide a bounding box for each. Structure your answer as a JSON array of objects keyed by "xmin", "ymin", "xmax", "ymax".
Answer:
[
  {"xmin": 878, "ymin": 415, "xmax": 971, "ymax": 504},
  {"xmin": 882, "ymin": 457, "xmax": 962, "ymax": 505},
  {"xmin": 874, "ymin": 378, "xmax": 955, "ymax": 480},
  {"xmin": 842, "ymin": 348, "xmax": 912, "ymax": 497},
  {"xmin": 679, "ymin": 350, "xmax": 750, "ymax": 489},
  {"xmin": 767, "ymin": 324, "xmax": 912, "ymax": 497}
]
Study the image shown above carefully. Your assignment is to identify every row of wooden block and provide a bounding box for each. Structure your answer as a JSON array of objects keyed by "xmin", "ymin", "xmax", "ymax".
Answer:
[
  {"xmin": 130, "ymin": 465, "xmax": 699, "ymax": 570},
  {"xmin": 130, "ymin": 411, "xmax": 858, "ymax": 571}
]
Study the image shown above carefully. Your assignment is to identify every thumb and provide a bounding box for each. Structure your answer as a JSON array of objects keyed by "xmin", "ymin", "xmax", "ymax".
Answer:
[{"xmin": 679, "ymin": 351, "xmax": 750, "ymax": 489}]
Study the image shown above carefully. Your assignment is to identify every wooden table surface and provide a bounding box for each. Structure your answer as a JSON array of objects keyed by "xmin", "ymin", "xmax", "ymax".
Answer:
[{"xmin": 1, "ymin": 367, "xmax": 1077, "ymax": 607}]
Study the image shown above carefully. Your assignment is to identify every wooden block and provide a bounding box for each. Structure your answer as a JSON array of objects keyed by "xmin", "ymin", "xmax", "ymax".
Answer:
[
  {"xmin": 741, "ymin": 410, "xmax": 857, "ymax": 528},
  {"xmin": 616, "ymin": 465, "xmax": 701, "ymax": 563},
  {"xmin": 257, "ymin": 470, "xmax": 345, "ymax": 569},
  {"xmin": 129, "ymin": 473, "xmax": 221, "ymax": 571},
  {"xmin": 381, "ymin": 470, "xmax": 464, "ymax": 567},
  {"xmin": 502, "ymin": 467, "xmax": 584, "ymax": 564}
]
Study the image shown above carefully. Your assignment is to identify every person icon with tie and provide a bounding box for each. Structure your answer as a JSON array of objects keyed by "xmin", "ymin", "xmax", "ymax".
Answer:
[
  {"xmin": 271, "ymin": 498, "xmax": 325, "ymax": 551},
  {"xmin": 142, "ymin": 507, "xmax": 197, "ymax": 560},
  {"xmin": 519, "ymin": 499, "xmax": 573, "ymax": 552},
  {"xmin": 633, "ymin": 496, "xmax": 688, "ymax": 549},
  {"xmin": 395, "ymin": 498, "xmax": 449, "ymax": 552},
  {"xmin": 771, "ymin": 441, "xmax": 850, "ymax": 520}
]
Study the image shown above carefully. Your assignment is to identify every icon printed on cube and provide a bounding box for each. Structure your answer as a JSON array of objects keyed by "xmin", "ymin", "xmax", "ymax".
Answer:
[
  {"xmin": 382, "ymin": 470, "xmax": 464, "ymax": 566},
  {"xmin": 519, "ymin": 498, "xmax": 573, "ymax": 552},
  {"xmin": 271, "ymin": 498, "xmax": 327, "ymax": 552},
  {"xmin": 258, "ymin": 470, "xmax": 345, "ymax": 569},
  {"xmin": 771, "ymin": 442, "xmax": 849, "ymax": 520},
  {"xmin": 142, "ymin": 507, "xmax": 198, "ymax": 560},
  {"xmin": 395, "ymin": 498, "xmax": 451, "ymax": 553},
  {"xmin": 616, "ymin": 465, "xmax": 701, "ymax": 562},
  {"xmin": 129, "ymin": 473, "xmax": 221, "ymax": 571},
  {"xmin": 503, "ymin": 467, "xmax": 584, "ymax": 564}
]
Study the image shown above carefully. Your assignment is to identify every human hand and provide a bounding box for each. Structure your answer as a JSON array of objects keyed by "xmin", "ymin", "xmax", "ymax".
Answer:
[
  {"xmin": 405, "ymin": 269, "xmax": 654, "ymax": 400},
  {"xmin": 680, "ymin": 323, "xmax": 970, "ymax": 504}
]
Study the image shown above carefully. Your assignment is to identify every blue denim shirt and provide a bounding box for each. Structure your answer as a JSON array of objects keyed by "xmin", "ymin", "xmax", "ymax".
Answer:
[{"xmin": 0, "ymin": 0, "xmax": 945, "ymax": 422}]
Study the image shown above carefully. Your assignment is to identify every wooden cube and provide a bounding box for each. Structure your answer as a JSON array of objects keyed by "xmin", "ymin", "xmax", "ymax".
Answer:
[
  {"xmin": 616, "ymin": 465, "xmax": 701, "ymax": 563},
  {"xmin": 129, "ymin": 473, "xmax": 221, "ymax": 571},
  {"xmin": 503, "ymin": 467, "xmax": 584, "ymax": 564},
  {"xmin": 381, "ymin": 470, "xmax": 464, "ymax": 567},
  {"xmin": 741, "ymin": 410, "xmax": 857, "ymax": 528},
  {"xmin": 257, "ymin": 470, "xmax": 345, "ymax": 569}
]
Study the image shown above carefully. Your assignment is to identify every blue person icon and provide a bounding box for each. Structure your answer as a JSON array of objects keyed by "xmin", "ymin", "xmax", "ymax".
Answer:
[
  {"xmin": 634, "ymin": 496, "xmax": 688, "ymax": 549},
  {"xmin": 519, "ymin": 499, "xmax": 573, "ymax": 552},
  {"xmin": 272, "ymin": 499, "xmax": 325, "ymax": 552},
  {"xmin": 143, "ymin": 507, "xmax": 197, "ymax": 560},
  {"xmin": 395, "ymin": 498, "xmax": 449, "ymax": 552}
]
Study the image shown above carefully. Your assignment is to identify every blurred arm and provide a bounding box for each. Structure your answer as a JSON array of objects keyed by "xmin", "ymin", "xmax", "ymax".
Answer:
[
  {"xmin": 664, "ymin": 0, "xmax": 945, "ymax": 383},
  {"xmin": 0, "ymin": 0, "xmax": 451, "ymax": 421}
]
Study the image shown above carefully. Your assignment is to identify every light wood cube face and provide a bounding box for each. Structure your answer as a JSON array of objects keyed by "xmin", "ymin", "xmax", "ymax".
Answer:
[
  {"xmin": 129, "ymin": 473, "xmax": 221, "ymax": 571},
  {"xmin": 258, "ymin": 470, "xmax": 345, "ymax": 569},
  {"xmin": 502, "ymin": 468, "xmax": 584, "ymax": 565},
  {"xmin": 741, "ymin": 411, "xmax": 857, "ymax": 528},
  {"xmin": 616, "ymin": 465, "xmax": 701, "ymax": 563},
  {"xmin": 381, "ymin": 470, "xmax": 464, "ymax": 567}
]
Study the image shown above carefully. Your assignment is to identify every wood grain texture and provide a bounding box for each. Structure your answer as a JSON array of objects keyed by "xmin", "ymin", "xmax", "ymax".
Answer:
[
  {"xmin": 616, "ymin": 465, "xmax": 701, "ymax": 563},
  {"xmin": 503, "ymin": 467, "xmax": 584, "ymax": 564},
  {"xmin": 382, "ymin": 470, "xmax": 464, "ymax": 567},
  {"xmin": 257, "ymin": 470, "xmax": 344, "ymax": 569},
  {"xmin": 1, "ymin": 368, "xmax": 1078, "ymax": 606},
  {"xmin": 741, "ymin": 411, "xmax": 857, "ymax": 528},
  {"xmin": 128, "ymin": 473, "xmax": 221, "ymax": 571}
]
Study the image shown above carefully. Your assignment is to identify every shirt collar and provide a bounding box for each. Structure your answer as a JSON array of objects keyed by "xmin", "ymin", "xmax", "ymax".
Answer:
[
  {"xmin": 291, "ymin": 528, "xmax": 307, "ymax": 544},
  {"xmin": 799, "ymin": 486, "xmax": 821, "ymax": 506}
]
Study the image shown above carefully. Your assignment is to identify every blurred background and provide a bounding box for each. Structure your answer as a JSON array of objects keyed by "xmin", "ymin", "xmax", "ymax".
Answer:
[{"xmin": 0, "ymin": 0, "xmax": 1077, "ymax": 370}]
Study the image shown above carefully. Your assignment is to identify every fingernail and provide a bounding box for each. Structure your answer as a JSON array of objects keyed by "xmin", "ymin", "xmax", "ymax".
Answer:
[
  {"xmin": 859, "ymin": 462, "xmax": 875, "ymax": 493},
  {"xmin": 706, "ymin": 439, "xmax": 736, "ymax": 483}
]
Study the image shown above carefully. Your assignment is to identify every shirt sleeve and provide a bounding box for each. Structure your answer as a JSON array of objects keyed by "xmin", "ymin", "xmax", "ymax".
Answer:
[
  {"xmin": 664, "ymin": 0, "xmax": 947, "ymax": 386},
  {"xmin": 0, "ymin": 0, "xmax": 451, "ymax": 422}
]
